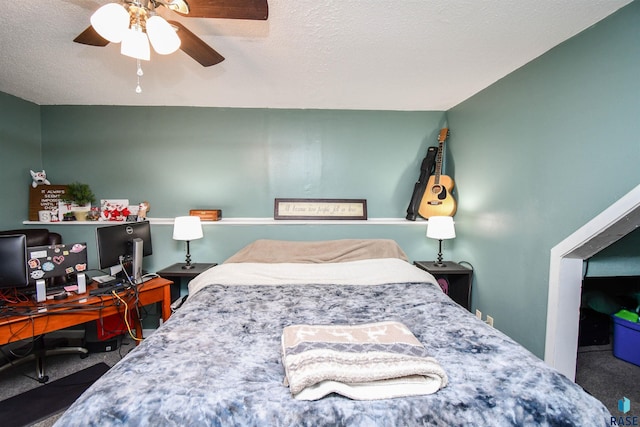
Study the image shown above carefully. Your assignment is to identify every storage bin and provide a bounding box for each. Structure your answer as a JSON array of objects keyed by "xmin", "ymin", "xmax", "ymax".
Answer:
[{"xmin": 612, "ymin": 315, "xmax": 640, "ymax": 367}]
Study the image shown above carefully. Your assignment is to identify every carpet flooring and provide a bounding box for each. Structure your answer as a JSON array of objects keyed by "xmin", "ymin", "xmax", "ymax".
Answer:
[
  {"xmin": 0, "ymin": 363, "xmax": 110, "ymax": 427},
  {"xmin": 0, "ymin": 333, "xmax": 134, "ymax": 427},
  {"xmin": 576, "ymin": 343, "xmax": 640, "ymax": 416}
]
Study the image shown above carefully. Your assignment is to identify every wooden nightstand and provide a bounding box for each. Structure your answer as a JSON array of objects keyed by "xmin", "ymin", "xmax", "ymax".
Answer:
[
  {"xmin": 414, "ymin": 261, "xmax": 473, "ymax": 311},
  {"xmin": 156, "ymin": 262, "xmax": 217, "ymax": 302}
]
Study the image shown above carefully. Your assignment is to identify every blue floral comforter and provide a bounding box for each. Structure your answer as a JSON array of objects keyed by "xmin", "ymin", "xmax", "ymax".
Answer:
[{"xmin": 56, "ymin": 262, "xmax": 610, "ymax": 426}]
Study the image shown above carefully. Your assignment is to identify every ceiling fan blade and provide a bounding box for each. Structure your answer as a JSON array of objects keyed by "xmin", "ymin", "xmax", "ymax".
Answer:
[
  {"xmin": 177, "ymin": 0, "xmax": 268, "ymax": 20},
  {"xmin": 73, "ymin": 26, "xmax": 110, "ymax": 47},
  {"xmin": 168, "ymin": 21, "xmax": 225, "ymax": 67}
]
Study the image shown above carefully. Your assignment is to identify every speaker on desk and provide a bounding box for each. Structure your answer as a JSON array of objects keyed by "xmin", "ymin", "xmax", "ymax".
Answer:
[{"xmin": 77, "ymin": 273, "xmax": 86, "ymax": 294}]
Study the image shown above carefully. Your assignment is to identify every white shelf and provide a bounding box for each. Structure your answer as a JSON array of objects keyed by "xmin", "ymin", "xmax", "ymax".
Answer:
[{"xmin": 23, "ymin": 217, "xmax": 427, "ymax": 226}]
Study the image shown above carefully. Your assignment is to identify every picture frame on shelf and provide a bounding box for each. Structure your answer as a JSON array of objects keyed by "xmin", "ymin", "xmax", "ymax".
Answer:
[
  {"xmin": 274, "ymin": 198, "xmax": 367, "ymax": 220},
  {"xmin": 100, "ymin": 199, "xmax": 130, "ymax": 221}
]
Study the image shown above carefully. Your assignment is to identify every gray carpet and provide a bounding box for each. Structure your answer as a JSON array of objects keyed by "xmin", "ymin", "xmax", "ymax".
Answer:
[
  {"xmin": 0, "ymin": 333, "xmax": 134, "ymax": 427},
  {"xmin": 576, "ymin": 343, "xmax": 640, "ymax": 415}
]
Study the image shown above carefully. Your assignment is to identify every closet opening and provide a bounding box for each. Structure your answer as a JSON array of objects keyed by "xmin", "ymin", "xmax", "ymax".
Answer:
[{"xmin": 544, "ymin": 184, "xmax": 640, "ymax": 381}]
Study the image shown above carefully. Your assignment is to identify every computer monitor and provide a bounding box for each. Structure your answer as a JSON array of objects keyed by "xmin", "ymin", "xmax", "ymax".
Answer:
[
  {"xmin": 26, "ymin": 242, "xmax": 88, "ymax": 286},
  {"xmin": 0, "ymin": 235, "xmax": 29, "ymax": 289},
  {"xmin": 96, "ymin": 221, "xmax": 152, "ymax": 283}
]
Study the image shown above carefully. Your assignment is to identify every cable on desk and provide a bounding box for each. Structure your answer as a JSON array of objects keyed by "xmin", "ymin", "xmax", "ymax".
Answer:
[
  {"xmin": 111, "ymin": 291, "xmax": 143, "ymax": 342},
  {"xmin": 0, "ymin": 289, "xmax": 31, "ymax": 305}
]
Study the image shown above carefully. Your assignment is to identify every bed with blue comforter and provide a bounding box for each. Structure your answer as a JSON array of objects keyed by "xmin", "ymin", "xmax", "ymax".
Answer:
[{"xmin": 55, "ymin": 239, "xmax": 610, "ymax": 426}]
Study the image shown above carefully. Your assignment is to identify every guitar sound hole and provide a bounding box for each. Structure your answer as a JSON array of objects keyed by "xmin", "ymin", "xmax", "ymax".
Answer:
[{"xmin": 438, "ymin": 188, "xmax": 448, "ymax": 200}]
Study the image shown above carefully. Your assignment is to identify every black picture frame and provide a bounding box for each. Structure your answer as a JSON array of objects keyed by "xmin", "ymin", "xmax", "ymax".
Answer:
[{"xmin": 274, "ymin": 198, "xmax": 367, "ymax": 220}]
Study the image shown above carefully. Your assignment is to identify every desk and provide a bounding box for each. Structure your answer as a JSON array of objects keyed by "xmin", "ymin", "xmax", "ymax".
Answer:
[{"xmin": 0, "ymin": 277, "xmax": 173, "ymax": 346}]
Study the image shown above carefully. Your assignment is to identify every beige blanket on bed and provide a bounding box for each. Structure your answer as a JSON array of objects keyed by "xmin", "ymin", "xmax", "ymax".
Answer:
[
  {"xmin": 281, "ymin": 321, "xmax": 448, "ymax": 401},
  {"xmin": 224, "ymin": 239, "xmax": 408, "ymax": 264}
]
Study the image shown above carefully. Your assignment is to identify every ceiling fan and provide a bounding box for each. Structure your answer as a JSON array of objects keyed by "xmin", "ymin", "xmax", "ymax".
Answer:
[{"xmin": 74, "ymin": 0, "xmax": 269, "ymax": 67}]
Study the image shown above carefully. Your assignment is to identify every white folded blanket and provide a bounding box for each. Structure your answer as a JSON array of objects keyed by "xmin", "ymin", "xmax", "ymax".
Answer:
[{"xmin": 281, "ymin": 321, "xmax": 448, "ymax": 401}]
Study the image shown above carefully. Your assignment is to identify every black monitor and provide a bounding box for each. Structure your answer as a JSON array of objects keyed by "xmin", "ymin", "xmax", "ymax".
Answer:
[
  {"xmin": 0, "ymin": 235, "xmax": 29, "ymax": 289},
  {"xmin": 26, "ymin": 242, "xmax": 88, "ymax": 286},
  {"xmin": 96, "ymin": 221, "xmax": 152, "ymax": 282}
]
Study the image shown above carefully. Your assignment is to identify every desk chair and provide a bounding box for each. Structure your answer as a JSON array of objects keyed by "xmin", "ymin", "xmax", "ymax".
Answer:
[{"xmin": 0, "ymin": 228, "xmax": 88, "ymax": 382}]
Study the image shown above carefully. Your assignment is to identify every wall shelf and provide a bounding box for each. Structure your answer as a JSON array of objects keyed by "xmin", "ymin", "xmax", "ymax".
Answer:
[{"xmin": 23, "ymin": 217, "xmax": 427, "ymax": 226}]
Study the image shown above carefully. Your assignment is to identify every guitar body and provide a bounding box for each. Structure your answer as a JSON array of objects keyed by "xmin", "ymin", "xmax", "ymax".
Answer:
[
  {"xmin": 418, "ymin": 174, "xmax": 457, "ymax": 217},
  {"xmin": 417, "ymin": 127, "xmax": 457, "ymax": 218}
]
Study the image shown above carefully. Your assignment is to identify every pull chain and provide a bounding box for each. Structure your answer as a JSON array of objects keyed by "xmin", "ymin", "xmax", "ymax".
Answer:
[{"xmin": 136, "ymin": 59, "xmax": 143, "ymax": 94}]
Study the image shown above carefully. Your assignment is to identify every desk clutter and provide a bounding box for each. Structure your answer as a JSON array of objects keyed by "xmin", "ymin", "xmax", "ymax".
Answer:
[
  {"xmin": 0, "ymin": 220, "xmax": 171, "ymax": 383},
  {"xmin": 0, "ymin": 276, "xmax": 172, "ymax": 382},
  {"xmin": 1, "ymin": 276, "xmax": 144, "ymax": 322}
]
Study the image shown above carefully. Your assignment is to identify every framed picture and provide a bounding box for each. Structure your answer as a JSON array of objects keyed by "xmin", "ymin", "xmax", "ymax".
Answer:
[
  {"xmin": 100, "ymin": 199, "xmax": 130, "ymax": 221},
  {"xmin": 28, "ymin": 185, "xmax": 67, "ymax": 221},
  {"xmin": 274, "ymin": 198, "xmax": 367, "ymax": 220}
]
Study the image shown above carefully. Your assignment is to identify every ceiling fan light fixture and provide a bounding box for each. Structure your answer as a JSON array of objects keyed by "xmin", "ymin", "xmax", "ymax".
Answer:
[
  {"xmin": 121, "ymin": 25, "xmax": 151, "ymax": 61},
  {"xmin": 146, "ymin": 15, "xmax": 181, "ymax": 55},
  {"xmin": 90, "ymin": 3, "xmax": 130, "ymax": 43},
  {"xmin": 165, "ymin": 0, "xmax": 190, "ymax": 15}
]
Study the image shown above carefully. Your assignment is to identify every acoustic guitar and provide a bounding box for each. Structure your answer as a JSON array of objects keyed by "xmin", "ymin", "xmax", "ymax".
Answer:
[{"xmin": 418, "ymin": 128, "xmax": 457, "ymax": 218}]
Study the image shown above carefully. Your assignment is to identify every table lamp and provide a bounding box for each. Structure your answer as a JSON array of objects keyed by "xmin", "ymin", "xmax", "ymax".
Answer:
[
  {"xmin": 426, "ymin": 216, "xmax": 456, "ymax": 267},
  {"xmin": 173, "ymin": 216, "xmax": 203, "ymax": 269}
]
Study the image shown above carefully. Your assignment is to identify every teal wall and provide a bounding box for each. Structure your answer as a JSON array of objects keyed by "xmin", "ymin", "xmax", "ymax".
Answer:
[
  {"xmin": 447, "ymin": 2, "xmax": 640, "ymax": 357},
  {"xmin": 2, "ymin": 1, "xmax": 639, "ymax": 358},
  {"xmin": 34, "ymin": 107, "xmax": 446, "ymax": 272},
  {"xmin": 587, "ymin": 227, "xmax": 640, "ymax": 277},
  {"xmin": 0, "ymin": 92, "xmax": 42, "ymax": 227}
]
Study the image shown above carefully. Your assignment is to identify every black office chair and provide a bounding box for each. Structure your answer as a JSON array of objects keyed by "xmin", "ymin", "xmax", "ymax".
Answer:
[{"xmin": 0, "ymin": 228, "xmax": 88, "ymax": 383}]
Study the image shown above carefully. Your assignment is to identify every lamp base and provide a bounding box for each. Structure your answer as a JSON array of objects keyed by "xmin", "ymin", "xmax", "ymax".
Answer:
[
  {"xmin": 433, "ymin": 239, "xmax": 447, "ymax": 267},
  {"xmin": 182, "ymin": 242, "xmax": 194, "ymax": 269}
]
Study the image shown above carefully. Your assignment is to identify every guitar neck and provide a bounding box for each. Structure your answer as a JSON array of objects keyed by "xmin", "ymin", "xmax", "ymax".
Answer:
[{"xmin": 433, "ymin": 128, "xmax": 448, "ymax": 184}]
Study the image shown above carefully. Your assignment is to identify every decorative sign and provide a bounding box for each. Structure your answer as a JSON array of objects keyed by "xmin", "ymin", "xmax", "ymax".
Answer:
[
  {"xmin": 274, "ymin": 198, "xmax": 367, "ymax": 220},
  {"xmin": 100, "ymin": 199, "xmax": 130, "ymax": 221},
  {"xmin": 29, "ymin": 185, "xmax": 67, "ymax": 221},
  {"xmin": 190, "ymin": 209, "xmax": 222, "ymax": 221}
]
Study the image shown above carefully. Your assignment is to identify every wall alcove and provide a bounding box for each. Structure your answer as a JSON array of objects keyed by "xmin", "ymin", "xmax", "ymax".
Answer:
[{"xmin": 545, "ymin": 184, "xmax": 640, "ymax": 380}]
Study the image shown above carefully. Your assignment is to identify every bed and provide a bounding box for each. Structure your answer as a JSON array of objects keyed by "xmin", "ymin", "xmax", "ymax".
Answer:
[{"xmin": 55, "ymin": 239, "xmax": 610, "ymax": 426}]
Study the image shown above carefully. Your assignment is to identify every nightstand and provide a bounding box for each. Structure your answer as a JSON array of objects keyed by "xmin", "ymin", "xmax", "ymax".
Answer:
[
  {"xmin": 414, "ymin": 261, "xmax": 473, "ymax": 311},
  {"xmin": 156, "ymin": 262, "xmax": 217, "ymax": 302}
]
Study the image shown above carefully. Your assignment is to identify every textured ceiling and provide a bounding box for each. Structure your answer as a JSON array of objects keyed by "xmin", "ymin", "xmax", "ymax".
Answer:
[{"xmin": 0, "ymin": 0, "xmax": 631, "ymax": 110}]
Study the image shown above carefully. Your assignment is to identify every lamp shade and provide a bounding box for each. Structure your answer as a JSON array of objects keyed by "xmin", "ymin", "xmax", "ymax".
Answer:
[
  {"xmin": 121, "ymin": 26, "xmax": 151, "ymax": 60},
  {"xmin": 173, "ymin": 216, "xmax": 203, "ymax": 241},
  {"xmin": 90, "ymin": 3, "xmax": 130, "ymax": 43},
  {"xmin": 426, "ymin": 216, "xmax": 456, "ymax": 240},
  {"xmin": 146, "ymin": 16, "xmax": 181, "ymax": 55}
]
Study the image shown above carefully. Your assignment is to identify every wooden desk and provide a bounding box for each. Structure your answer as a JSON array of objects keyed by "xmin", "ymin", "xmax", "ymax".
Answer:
[{"xmin": 0, "ymin": 277, "xmax": 173, "ymax": 346}]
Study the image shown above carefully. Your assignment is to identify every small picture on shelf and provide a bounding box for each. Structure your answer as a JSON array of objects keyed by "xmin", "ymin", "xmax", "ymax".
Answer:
[{"xmin": 100, "ymin": 199, "xmax": 130, "ymax": 221}]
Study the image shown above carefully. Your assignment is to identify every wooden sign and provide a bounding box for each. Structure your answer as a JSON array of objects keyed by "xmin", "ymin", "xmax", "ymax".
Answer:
[
  {"xmin": 190, "ymin": 209, "xmax": 222, "ymax": 221},
  {"xmin": 28, "ymin": 185, "xmax": 67, "ymax": 221}
]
